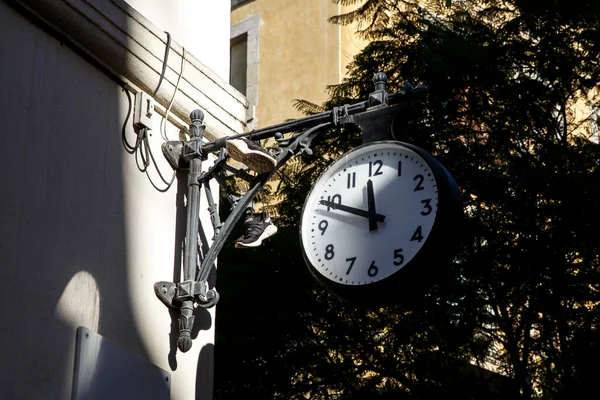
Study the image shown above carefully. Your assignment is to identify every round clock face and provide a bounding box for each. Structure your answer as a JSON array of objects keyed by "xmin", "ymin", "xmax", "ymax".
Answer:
[{"xmin": 300, "ymin": 141, "xmax": 439, "ymax": 286}]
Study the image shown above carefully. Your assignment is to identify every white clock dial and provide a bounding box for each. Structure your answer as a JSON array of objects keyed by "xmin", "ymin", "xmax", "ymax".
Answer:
[{"xmin": 300, "ymin": 142, "xmax": 438, "ymax": 285}]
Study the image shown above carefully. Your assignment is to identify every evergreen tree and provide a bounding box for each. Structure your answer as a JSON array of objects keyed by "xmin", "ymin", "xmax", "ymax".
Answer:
[{"xmin": 215, "ymin": 1, "xmax": 600, "ymax": 399}]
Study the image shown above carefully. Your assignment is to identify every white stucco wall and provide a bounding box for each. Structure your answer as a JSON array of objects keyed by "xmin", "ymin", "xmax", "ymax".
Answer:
[
  {"xmin": 0, "ymin": 1, "xmax": 229, "ymax": 399},
  {"xmin": 125, "ymin": 0, "xmax": 230, "ymax": 82}
]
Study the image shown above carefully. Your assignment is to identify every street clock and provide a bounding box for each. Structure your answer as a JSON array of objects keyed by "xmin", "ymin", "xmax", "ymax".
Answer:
[{"xmin": 300, "ymin": 140, "xmax": 462, "ymax": 305}]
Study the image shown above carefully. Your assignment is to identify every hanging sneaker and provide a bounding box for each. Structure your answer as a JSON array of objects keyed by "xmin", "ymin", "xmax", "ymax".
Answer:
[
  {"xmin": 226, "ymin": 138, "xmax": 277, "ymax": 174},
  {"xmin": 235, "ymin": 212, "xmax": 278, "ymax": 248}
]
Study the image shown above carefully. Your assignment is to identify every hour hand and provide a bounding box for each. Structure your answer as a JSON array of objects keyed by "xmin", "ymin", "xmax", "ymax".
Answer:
[
  {"xmin": 319, "ymin": 200, "xmax": 385, "ymax": 222},
  {"xmin": 367, "ymin": 179, "xmax": 378, "ymax": 231}
]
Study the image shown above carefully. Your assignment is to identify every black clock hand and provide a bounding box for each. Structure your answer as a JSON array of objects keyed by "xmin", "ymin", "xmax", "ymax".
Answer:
[
  {"xmin": 366, "ymin": 179, "xmax": 378, "ymax": 231},
  {"xmin": 319, "ymin": 200, "xmax": 385, "ymax": 222}
]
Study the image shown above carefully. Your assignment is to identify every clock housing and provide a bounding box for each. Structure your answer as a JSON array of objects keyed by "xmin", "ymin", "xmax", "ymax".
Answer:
[{"xmin": 299, "ymin": 141, "xmax": 462, "ymax": 305}]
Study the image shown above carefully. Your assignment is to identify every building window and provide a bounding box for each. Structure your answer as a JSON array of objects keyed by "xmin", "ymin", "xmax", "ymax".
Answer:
[
  {"xmin": 230, "ymin": 34, "xmax": 248, "ymax": 96},
  {"xmin": 230, "ymin": 14, "xmax": 260, "ymax": 125},
  {"xmin": 231, "ymin": 0, "xmax": 253, "ymax": 9}
]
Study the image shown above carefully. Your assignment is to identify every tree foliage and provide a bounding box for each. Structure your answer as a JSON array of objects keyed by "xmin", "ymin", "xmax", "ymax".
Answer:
[{"xmin": 215, "ymin": 1, "xmax": 600, "ymax": 399}]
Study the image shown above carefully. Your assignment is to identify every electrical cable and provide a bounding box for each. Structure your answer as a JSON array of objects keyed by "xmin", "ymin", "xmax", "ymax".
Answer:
[
  {"xmin": 121, "ymin": 85, "xmax": 175, "ymax": 191},
  {"xmin": 120, "ymin": 84, "xmax": 147, "ymax": 171},
  {"xmin": 119, "ymin": 31, "xmax": 178, "ymax": 192},
  {"xmin": 153, "ymin": 31, "xmax": 172, "ymax": 98},
  {"xmin": 161, "ymin": 47, "xmax": 186, "ymax": 142},
  {"xmin": 143, "ymin": 43, "xmax": 188, "ymax": 190},
  {"xmin": 121, "ymin": 86, "xmax": 137, "ymax": 154},
  {"xmin": 132, "ymin": 128, "xmax": 149, "ymax": 173},
  {"xmin": 142, "ymin": 132, "xmax": 176, "ymax": 192},
  {"xmin": 132, "ymin": 127, "xmax": 176, "ymax": 192}
]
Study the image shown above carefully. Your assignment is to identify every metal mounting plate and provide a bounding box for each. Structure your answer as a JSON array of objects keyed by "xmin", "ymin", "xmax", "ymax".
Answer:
[{"xmin": 72, "ymin": 327, "xmax": 170, "ymax": 400}]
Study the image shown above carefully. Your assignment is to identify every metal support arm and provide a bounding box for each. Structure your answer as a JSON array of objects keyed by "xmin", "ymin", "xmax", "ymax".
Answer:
[
  {"xmin": 196, "ymin": 122, "xmax": 331, "ymax": 285},
  {"xmin": 154, "ymin": 73, "xmax": 426, "ymax": 352}
]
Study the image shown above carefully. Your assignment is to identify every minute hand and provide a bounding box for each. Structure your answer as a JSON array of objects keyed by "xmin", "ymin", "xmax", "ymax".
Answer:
[{"xmin": 319, "ymin": 200, "xmax": 386, "ymax": 222}]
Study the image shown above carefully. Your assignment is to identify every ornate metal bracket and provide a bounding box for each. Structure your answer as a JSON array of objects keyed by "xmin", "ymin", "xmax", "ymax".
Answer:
[{"xmin": 154, "ymin": 73, "xmax": 426, "ymax": 352}]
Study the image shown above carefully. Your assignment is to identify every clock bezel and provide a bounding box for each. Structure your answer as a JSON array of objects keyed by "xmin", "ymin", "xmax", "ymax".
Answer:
[{"xmin": 299, "ymin": 140, "xmax": 462, "ymax": 305}]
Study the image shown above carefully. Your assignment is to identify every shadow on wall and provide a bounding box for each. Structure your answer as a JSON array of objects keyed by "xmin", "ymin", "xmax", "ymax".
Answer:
[{"xmin": 0, "ymin": 2, "xmax": 212, "ymax": 399}]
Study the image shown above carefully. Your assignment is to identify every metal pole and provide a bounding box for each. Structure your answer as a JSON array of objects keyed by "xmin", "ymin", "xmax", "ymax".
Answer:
[
  {"xmin": 178, "ymin": 109, "xmax": 205, "ymax": 352},
  {"xmin": 183, "ymin": 163, "xmax": 202, "ymax": 280}
]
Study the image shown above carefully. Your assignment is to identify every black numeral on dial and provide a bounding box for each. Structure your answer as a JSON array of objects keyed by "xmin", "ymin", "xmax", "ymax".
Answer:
[
  {"xmin": 318, "ymin": 220, "xmax": 328, "ymax": 235},
  {"xmin": 420, "ymin": 199, "xmax": 432, "ymax": 215},
  {"xmin": 411, "ymin": 226, "xmax": 424, "ymax": 242},
  {"xmin": 346, "ymin": 257, "xmax": 356, "ymax": 275},
  {"xmin": 369, "ymin": 160, "xmax": 383, "ymax": 177},
  {"xmin": 347, "ymin": 172, "xmax": 356, "ymax": 188},
  {"xmin": 393, "ymin": 249, "xmax": 404, "ymax": 266},
  {"xmin": 324, "ymin": 244, "xmax": 335, "ymax": 260},
  {"xmin": 414, "ymin": 174, "xmax": 425, "ymax": 191},
  {"xmin": 368, "ymin": 260, "xmax": 379, "ymax": 277},
  {"xmin": 326, "ymin": 194, "xmax": 342, "ymax": 211}
]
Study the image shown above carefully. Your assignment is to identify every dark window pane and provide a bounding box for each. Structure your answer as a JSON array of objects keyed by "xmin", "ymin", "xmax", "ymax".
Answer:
[
  {"xmin": 229, "ymin": 35, "xmax": 247, "ymax": 95},
  {"xmin": 231, "ymin": 0, "xmax": 251, "ymax": 8}
]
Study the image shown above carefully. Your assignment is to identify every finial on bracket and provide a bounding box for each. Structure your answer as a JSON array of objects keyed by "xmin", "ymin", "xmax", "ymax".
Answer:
[
  {"xmin": 369, "ymin": 72, "xmax": 389, "ymax": 108},
  {"xmin": 190, "ymin": 109, "xmax": 205, "ymax": 123},
  {"xmin": 373, "ymin": 72, "xmax": 387, "ymax": 92},
  {"xmin": 189, "ymin": 109, "xmax": 206, "ymax": 139}
]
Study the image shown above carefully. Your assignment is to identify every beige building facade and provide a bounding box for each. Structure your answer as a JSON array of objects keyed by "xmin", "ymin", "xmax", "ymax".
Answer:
[{"xmin": 230, "ymin": 0, "xmax": 366, "ymax": 129}]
